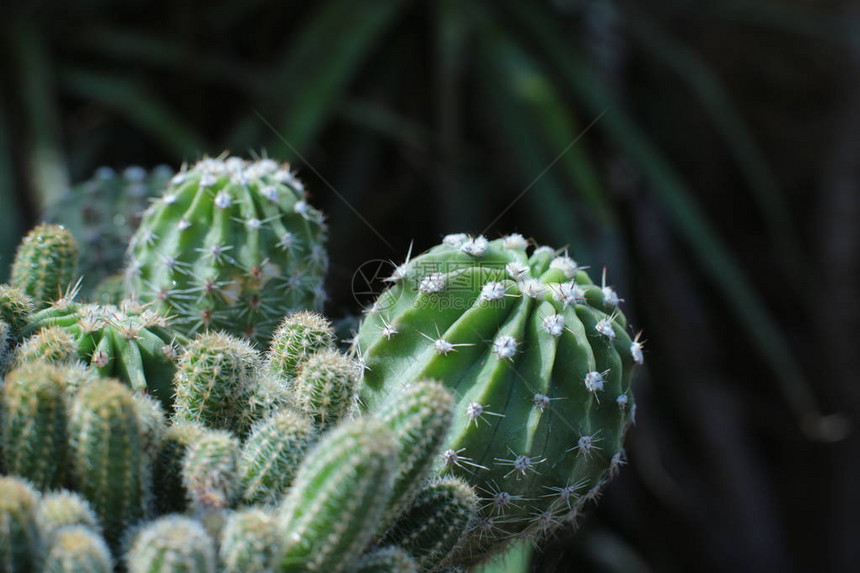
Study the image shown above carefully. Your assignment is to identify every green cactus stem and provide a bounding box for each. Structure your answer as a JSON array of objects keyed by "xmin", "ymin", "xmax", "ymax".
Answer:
[
  {"xmin": 0, "ymin": 476, "xmax": 41, "ymax": 573},
  {"xmin": 355, "ymin": 234, "xmax": 640, "ymax": 560},
  {"xmin": 220, "ymin": 508, "xmax": 280, "ymax": 573},
  {"xmin": 277, "ymin": 418, "xmax": 398, "ymax": 573},
  {"xmin": 182, "ymin": 428, "xmax": 240, "ymax": 512},
  {"xmin": 126, "ymin": 516, "xmax": 216, "ymax": 573},
  {"xmin": 10, "ymin": 224, "xmax": 79, "ymax": 309},
  {"xmin": 268, "ymin": 311, "xmax": 336, "ymax": 380},
  {"xmin": 152, "ymin": 422, "xmax": 205, "ymax": 514},
  {"xmin": 12, "ymin": 325, "xmax": 79, "ymax": 367},
  {"xmin": 36, "ymin": 491, "xmax": 101, "ymax": 540},
  {"xmin": 350, "ymin": 547, "xmax": 418, "ymax": 573},
  {"xmin": 292, "ymin": 349, "xmax": 361, "ymax": 432},
  {"xmin": 124, "ymin": 155, "xmax": 328, "ymax": 343},
  {"xmin": 0, "ymin": 285, "xmax": 34, "ymax": 339},
  {"xmin": 42, "ymin": 526, "xmax": 113, "ymax": 573}
]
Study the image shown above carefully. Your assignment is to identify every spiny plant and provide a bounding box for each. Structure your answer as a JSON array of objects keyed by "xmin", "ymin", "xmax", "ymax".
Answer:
[
  {"xmin": 36, "ymin": 490, "xmax": 101, "ymax": 540},
  {"xmin": 0, "ymin": 476, "xmax": 41, "ymax": 573},
  {"xmin": 10, "ymin": 223, "xmax": 79, "ymax": 309},
  {"xmin": 267, "ymin": 310, "xmax": 336, "ymax": 380},
  {"xmin": 22, "ymin": 297, "xmax": 183, "ymax": 409},
  {"xmin": 44, "ymin": 165, "xmax": 173, "ymax": 297},
  {"xmin": 124, "ymin": 155, "xmax": 328, "ymax": 343},
  {"xmin": 126, "ymin": 515, "xmax": 217, "ymax": 573},
  {"xmin": 0, "ymin": 284, "xmax": 34, "ymax": 340},
  {"xmin": 354, "ymin": 233, "xmax": 640, "ymax": 561},
  {"xmin": 219, "ymin": 508, "xmax": 281, "ymax": 573},
  {"xmin": 42, "ymin": 526, "xmax": 113, "ymax": 573}
]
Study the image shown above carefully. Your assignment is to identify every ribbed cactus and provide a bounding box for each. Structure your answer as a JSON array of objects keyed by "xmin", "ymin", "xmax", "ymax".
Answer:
[
  {"xmin": 127, "ymin": 516, "xmax": 216, "ymax": 573},
  {"xmin": 382, "ymin": 477, "xmax": 478, "ymax": 571},
  {"xmin": 10, "ymin": 224, "xmax": 79, "ymax": 309},
  {"xmin": 69, "ymin": 379, "xmax": 149, "ymax": 550},
  {"xmin": 355, "ymin": 234, "xmax": 640, "ymax": 559},
  {"xmin": 42, "ymin": 526, "xmax": 113, "ymax": 573},
  {"xmin": 0, "ymin": 476, "xmax": 41, "ymax": 573},
  {"xmin": 171, "ymin": 332, "xmax": 262, "ymax": 436},
  {"xmin": 277, "ymin": 418, "xmax": 398, "ymax": 573},
  {"xmin": 181, "ymin": 428, "xmax": 241, "ymax": 512},
  {"xmin": 268, "ymin": 311, "xmax": 336, "ymax": 380},
  {"xmin": 350, "ymin": 547, "xmax": 419, "ymax": 573},
  {"xmin": 0, "ymin": 285, "xmax": 34, "ymax": 339},
  {"xmin": 23, "ymin": 299, "xmax": 182, "ymax": 409},
  {"xmin": 44, "ymin": 165, "xmax": 173, "ymax": 295},
  {"xmin": 153, "ymin": 423, "xmax": 205, "ymax": 514},
  {"xmin": 291, "ymin": 349, "xmax": 361, "ymax": 431},
  {"xmin": 12, "ymin": 325, "xmax": 79, "ymax": 367},
  {"xmin": 2, "ymin": 361, "xmax": 72, "ymax": 490},
  {"xmin": 36, "ymin": 491, "xmax": 101, "ymax": 540},
  {"xmin": 124, "ymin": 155, "xmax": 328, "ymax": 343},
  {"xmin": 239, "ymin": 408, "xmax": 316, "ymax": 506},
  {"xmin": 219, "ymin": 508, "xmax": 280, "ymax": 573}
]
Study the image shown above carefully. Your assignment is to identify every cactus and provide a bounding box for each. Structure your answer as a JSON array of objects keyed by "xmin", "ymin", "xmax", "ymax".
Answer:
[
  {"xmin": 0, "ymin": 284, "xmax": 34, "ymax": 339},
  {"xmin": 0, "ymin": 320, "xmax": 10, "ymax": 374},
  {"xmin": 291, "ymin": 349, "xmax": 361, "ymax": 432},
  {"xmin": 36, "ymin": 491, "xmax": 101, "ymax": 540},
  {"xmin": 153, "ymin": 422, "xmax": 205, "ymax": 514},
  {"xmin": 277, "ymin": 418, "xmax": 398, "ymax": 573},
  {"xmin": 0, "ymin": 476, "xmax": 41, "ymax": 573},
  {"xmin": 44, "ymin": 165, "xmax": 173, "ymax": 296},
  {"xmin": 355, "ymin": 234, "xmax": 640, "ymax": 559},
  {"xmin": 382, "ymin": 477, "xmax": 478, "ymax": 571},
  {"xmin": 239, "ymin": 408, "xmax": 316, "ymax": 506},
  {"xmin": 350, "ymin": 547, "xmax": 419, "ymax": 573},
  {"xmin": 133, "ymin": 394, "xmax": 168, "ymax": 462},
  {"xmin": 69, "ymin": 379, "xmax": 149, "ymax": 550},
  {"xmin": 1, "ymin": 361, "xmax": 71, "ymax": 489},
  {"xmin": 181, "ymin": 428, "xmax": 241, "ymax": 512},
  {"xmin": 23, "ymin": 299, "xmax": 182, "ymax": 409},
  {"xmin": 124, "ymin": 155, "xmax": 328, "ymax": 343},
  {"xmin": 268, "ymin": 311, "xmax": 336, "ymax": 380},
  {"xmin": 10, "ymin": 223, "xmax": 79, "ymax": 308},
  {"xmin": 126, "ymin": 515, "xmax": 216, "ymax": 573},
  {"xmin": 12, "ymin": 325, "xmax": 79, "ymax": 367},
  {"xmin": 373, "ymin": 380, "xmax": 455, "ymax": 528},
  {"xmin": 220, "ymin": 508, "xmax": 280, "ymax": 573},
  {"xmin": 42, "ymin": 526, "xmax": 113, "ymax": 573},
  {"xmin": 171, "ymin": 332, "xmax": 262, "ymax": 436}
]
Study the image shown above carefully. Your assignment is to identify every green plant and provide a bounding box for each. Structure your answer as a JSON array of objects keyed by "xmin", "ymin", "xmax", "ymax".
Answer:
[
  {"xmin": 36, "ymin": 490, "xmax": 101, "ymax": 540},
  {"xmin": 124, "ymin": 155, "xmax": 328, "ymax": 343},
  {"xmin": 219, "ymin": 508, "xmax": 280, "ymax": 573},
  {"xmin": 42, "ymin": 526, "xmax": 113, "ymax": 573},
  {"xmin": 0, "ymin": 476, "xmax": 41, "ymax": 573},
  {"xmin": 291, "ymin": 348, "xmax": 360, "ymax": 432},
  {"xmin": 355, "ymin": 234, "xmax": 638, "ymax": 560},
  {"xmin": 126, "ymin": 515, "xmax": 217, "ymax": 573},
  {"xmin": 10, "ymin": 224, "xmax": 79, "ymax": 310}
]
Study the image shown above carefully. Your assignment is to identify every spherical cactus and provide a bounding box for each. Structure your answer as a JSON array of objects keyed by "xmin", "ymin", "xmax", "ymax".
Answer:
[
  {"xmin": 69, "ymin": 379, "xmax": 149, "ymax": 551},
  {"xmin": 354, "ymin": 234, "xmax": 640, "ymax": 560},
  {"xmin": 381, "ymin": 477, "xmax": 478, "ymax": 571},
  {"xmin": 277, "ymin": 418, "xmax": 398, "ymax": 573},
  {"xmin": 36, "ymin": 491, "xmax": 101, "ymax": 540},
  {"xmin": 1, "ymin": 361, "xmax": 71, "ymax": 490},
  {"xmin": 171, "ymin": 332, "xmax": 262, "ymax": 436},
  {"xmin": 10, "ymin": 223, "xmax": 79, "ymax": 309},
  {"xmin": 0, "ymin": 284, "xmax": 34, "ymax": 339},
  {"xmin": 220, "ymin": 508, "xmax": 281, "ymax": 573},
  {"xmin": 124, "ymin": 155, "xmax": 328, "ymax": 343},
  {"xmin": 127, "ymin": 515, "xmax": 216, "ymax": 573},
  {"xmin": 292, "ymin": 349, "xmax": 361, "ymax": 432},
  {"xmin": 44, "ymin": 165, "xmax": 173, "ymax": 296},
  {"xmin": 239, "ymin": 408, "xmax": 316, "ymax": 506},
  {"xmin": 0, "ymin": 476, "xmax": 41, "ymax": 573},
  {"xmin": 268, "ymin": 311, "xmax": 336, "ymax": 380},
  {"xmin": 182, "ymin": 428, "xmax": 240, "ymax": 512},
  {"xmin": 42, "ymin": 526, "xmax": 113, "ymax": 573},
  {"xmin": 350, "ymin": 547, "xmax": 419, "ymax": 573},
  {"xmin": 23, "ymin": 299, "xmax": 182, "ymax": 409}
]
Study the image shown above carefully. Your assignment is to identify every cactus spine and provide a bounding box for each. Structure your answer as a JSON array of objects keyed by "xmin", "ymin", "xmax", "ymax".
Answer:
[
  {"xmin": 0, "ymin": 476, "xmax": 41, "ymax": 573},
  {"xmin": 277, "ymin": 418, "xmax": 398, "ymax": 573},
  {"xmin": 127, "ymin": 516, "xmax": 216, "ymax": 573},
  {"xmin": 124, "ymin": 156, "xmax": 328, "ymax": 343}
]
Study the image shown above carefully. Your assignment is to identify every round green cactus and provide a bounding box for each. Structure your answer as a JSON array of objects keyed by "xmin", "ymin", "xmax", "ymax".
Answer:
[
  {"xmin": 0, "ymin": 476, "xmax": 41, "ymax": 573},
  {"xmin": 354, "ymin": 233, "xmax": 640, "ymax": 559},
  {"xmin": 124, "ymin": 155, "xmax": 328, "ymax": 343},
  {"xmin": 219, "ymin": 508, "xmax": 280, "ymax": 573},
  {"xmin": 23, "ymin": 299, "xmax": 182, "ymax": 409},
  {"xmin": 44, "ymin": 165, "xmax": 172, "ymax": 296},
  {"xmin": 10, "ymin": 224, "xmax": 79, "ymax": 309},
  {"xmin": 36, "ymin": 491, "xmax": 101, "ymax": 540},
  {"xmin": 42, "ymin": 526, "xmax": 113, "ymax": 573},
  {"xmin": 126, "ymin": 515, "xmax": 216, "ymax": 573}
]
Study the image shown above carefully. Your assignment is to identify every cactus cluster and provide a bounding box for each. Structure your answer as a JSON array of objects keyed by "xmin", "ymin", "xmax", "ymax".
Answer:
[
  {"xmin": 0, "ymin": 154, "xmax": 640, "ymax": 572},
  {"xmin": 124, "ymin": 156, "xmax": 328, "ymax": 343}
]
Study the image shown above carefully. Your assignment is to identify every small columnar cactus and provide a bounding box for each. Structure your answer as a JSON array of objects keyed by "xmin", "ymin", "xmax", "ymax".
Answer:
[
  {"xmin": 2, "ymin": 362, "xmax": 71, "ymax": 490},
  {"xmin": 350, "ymin": 547, "xmax": 419, "ymax": 573},
  {"xmin": 381, "ymin": 477, "xmax": 478, "ymax": 571},
  {"xmin": 291, "ymin": 349, "xmax": 361, "ymax": 432},
  {"xmin": 0, "ymin": 284, "xmax": 34, "ymax": 339},
  {"xmin": 277, "ymin": 418, "xmax": 398, "ymax": 573},
  {"xmin": 12, "ymin": 325, "xmax": 79, "ymax": 367},
  {"xmin": 171, "ymin": 332, "xmax": 262, "ymax": 436},
  {"xmin": 0, "ymin": 476, "xmax": 41, "ymax": 573},
  {"xmin": 69, "ymin": 379, "xmax": 149, "ymax": 550},
  {"xmin": 23, "ymin": 299, "xmax": 182, "ymax": 409},
  {"xmin": 219, "ymin": 508, "xmax": 281, "ymax": 573},
  {"xmin": 36, "ymin": 491, "xmax": 101, "ymax": 540},
  {"xmin": 239, "ymin": 408, "xmax": 316, "ymax": 506},
  {"xmin": 355, "ymin": 234, "xmax": 640, "ymax": 560},
  {"xmin": 127, "ymin": 515, "xmax": 216, "ymax": 573},
  {"xmin": 267, "ymin": 311, "xmax": 336, "ymax": 380},
  {"xmin": 10, "ymin": 223, "xmax": 79, "ymax": 308},
  {"xmin": 153, "ymin": 423, "xmax": 205, "ymax": 514},
  {"xmin": 124, "ymin": 155, "xmax": 328, "ymax": 343},
  {"xmin": 44, "ymin": 165, "xmax": 173, "ymax": 295},
  {"xmin": 42, "ymin": 526, "xmax": 113, "ymax": 573},
  {"xmin": 181, "ymin": 428, "xmax": 241, "ymax": 512}
]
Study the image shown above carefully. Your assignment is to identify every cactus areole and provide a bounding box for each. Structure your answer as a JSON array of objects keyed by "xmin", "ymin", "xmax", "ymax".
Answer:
[
  {"xmin": 124, "ymin": 155, "xmax": 328, "ymax": 343},
  {"xmin": 355, "ymin": 233, "xmax": 642, "ymax": 557}
]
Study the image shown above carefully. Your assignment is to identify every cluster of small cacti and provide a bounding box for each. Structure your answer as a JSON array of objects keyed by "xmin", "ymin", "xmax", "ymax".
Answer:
[{"xmin": 0, "ymin": 153, "xmax": 642, "ymax": 572}]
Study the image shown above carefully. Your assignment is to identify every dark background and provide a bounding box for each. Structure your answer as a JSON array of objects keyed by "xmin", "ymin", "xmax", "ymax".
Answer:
[{"xmin": 1, "ymin": 1, "xmax": 858, "ymax": 572}]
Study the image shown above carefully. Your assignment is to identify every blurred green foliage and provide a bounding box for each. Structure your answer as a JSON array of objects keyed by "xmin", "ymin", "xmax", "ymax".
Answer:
[{"xmin": 1, "ymin": 1, "xmax": 858, "ymax": 572}]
